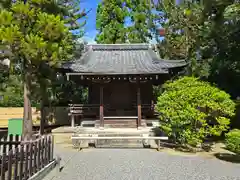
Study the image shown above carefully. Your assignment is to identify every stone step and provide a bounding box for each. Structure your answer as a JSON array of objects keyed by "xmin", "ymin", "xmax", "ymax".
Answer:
[
  {"xmin": 94, "ymin": 132, "xmax": 147, "ymax": 148},
  {"xmin": 95, "ymin": 139, "xmax": 144, "ymax": 148},
  {"xmin": 95, "ymin": 119, "xmax": 146, "ymax": 128}
]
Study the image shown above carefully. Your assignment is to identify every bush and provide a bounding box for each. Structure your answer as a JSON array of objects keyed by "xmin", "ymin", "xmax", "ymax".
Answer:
[
  {"xmin": 156, "ymin": 76, "xmax": 235, "ymax": 147},
  {"xmin": 225, "ymin": 129, "xmax": 240, "ymax": 154}
]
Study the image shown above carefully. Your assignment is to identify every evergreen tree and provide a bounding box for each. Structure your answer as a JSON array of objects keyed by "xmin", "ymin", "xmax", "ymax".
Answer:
[
  {"xmin": 56, "ymin": 0, "xmax": 88, "ymax": 59},
  {"xmin": 0, "ymin": 0, "xmax": 73, "ymax": 138},
  {"xmin": 95, "ymin": 0, "xmax": 128, "ymax": 44},
  {"xmin": 126, "ymin": 0, "xmax": 154, "ymax": 43},
  {"xmin": 57, "ymin": 0, "xmax": 88, "ymax": 39}
]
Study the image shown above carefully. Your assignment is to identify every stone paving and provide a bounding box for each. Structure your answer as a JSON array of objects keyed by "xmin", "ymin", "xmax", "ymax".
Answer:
[{"xmin": 43, "ymin": 146, "xmax": 240, "ymax": 180}]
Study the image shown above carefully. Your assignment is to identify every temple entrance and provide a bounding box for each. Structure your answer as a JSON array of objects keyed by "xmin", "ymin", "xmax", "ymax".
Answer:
[{"xmin": 104, "ymin": 82, "xmax": 136, "ymax": 116}]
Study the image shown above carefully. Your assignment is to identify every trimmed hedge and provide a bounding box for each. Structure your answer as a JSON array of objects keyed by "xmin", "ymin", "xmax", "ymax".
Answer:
[{"xmin": 225, "ymin": 129, "xmax": 240, "ymax": 154}]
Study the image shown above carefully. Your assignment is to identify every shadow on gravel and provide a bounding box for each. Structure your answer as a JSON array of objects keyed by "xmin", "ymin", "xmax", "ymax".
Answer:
[{"xmin": 214, "ymin": 153, "xmax": 240, "ymax": 164}]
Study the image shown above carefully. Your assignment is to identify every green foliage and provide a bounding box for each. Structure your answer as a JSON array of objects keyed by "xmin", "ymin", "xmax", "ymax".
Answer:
[
  {"xmin": 0, "ymin": 74, "xmax": 23, "ymax": 107},
  {"xmin": 126, "ymin": 0, "xmax": 154, "ymax": 43},
  {"xmin": 57, "ymin": 0, "xmax": 87, "ymax": 38},
  {"xmin": 95, "ymin": 0, "xmax": 154, "ymax": 44},
  {"xmin": 156, "ymin": 76, "xmax": 235, "ymax": 147},
  {"xmin": 154, "ymin": 0, "xmax": 240, "ymax": 98},
  {"xmin": 0, "ymin": 1, "xmax": 74, "ymax": 110},
  {"xmin": 0, "ymin": 1, "xmax": 73, "ymax": 67},
  {"xmin": 56, "ymin": 0, "xmax": 87, "ymax": 59},
  {"xmin": 96, "ymin": 0, "xmax": 128, "ymax": 44},
  {"xmin": 225, "ymin": 129, "xmax": 240, "ymax": 154}
]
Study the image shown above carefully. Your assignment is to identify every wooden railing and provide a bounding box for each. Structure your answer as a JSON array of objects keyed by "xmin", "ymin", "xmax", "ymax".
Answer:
[
  {"xmin": 68, "ymin": 104, "xmax": 156, "ymax": 113},
  {"xmin": 68, "ymin": 103, "xmax": 158, "ymax": 119},
  {"xmin": 0, "ymin": 134, "xmax": 54, "ymax": 180}
]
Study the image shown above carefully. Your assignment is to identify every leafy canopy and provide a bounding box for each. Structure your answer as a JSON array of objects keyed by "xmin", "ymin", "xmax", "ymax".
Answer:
[
  {"xmin": 0, "ymin": 1, "xmax": 73, "ymax": 70},
  {"xmin": 95, "ymin": 0, "xmax": 154, "ymax": 44},
  {"xmin": 156, "ymin": 76, "xmax": 235, "ymax": 147},
  {"xmin": 96, "ymin": 0, "xmax": 128, "ymax": 44}
]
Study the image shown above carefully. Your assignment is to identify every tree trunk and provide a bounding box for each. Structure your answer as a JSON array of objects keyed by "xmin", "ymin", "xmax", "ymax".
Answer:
[
  {"xmin": 40, "ymin": 78, "xmax": 48, "ymax": 135},
  {"xmin": 40, "ymin": 98, "xmax": 45, "ymax": 135},
  {"xmin": 40, "ymin": 84, "xmax": 47, "ymax": 135},
  {"xmin": 22, "ymin": 73, "xmax": 33, "ymax": 140}
]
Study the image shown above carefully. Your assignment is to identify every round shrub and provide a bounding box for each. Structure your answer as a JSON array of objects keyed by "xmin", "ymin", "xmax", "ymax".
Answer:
[
  {"xmin": 225, "ymin": 129, "xmax": 240, "ymax": 154},
  {"xmin": 156, "ymin": 76, "xmax": 235, "ymax": 147}
]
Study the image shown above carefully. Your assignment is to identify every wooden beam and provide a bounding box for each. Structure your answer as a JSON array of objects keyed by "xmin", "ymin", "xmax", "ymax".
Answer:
[
  {"xmin": 137, "ymin": 79, "xmax": 142, "ymax": 128},
  {"xmin": 99, "ymin": 85, "xmax": 104, "ymax": 128}
]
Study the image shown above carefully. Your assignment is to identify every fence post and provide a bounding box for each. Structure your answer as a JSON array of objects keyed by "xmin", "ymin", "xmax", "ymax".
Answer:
[
  {"xmin": 9, "ymin": 134, "xmax": 13, "ymax": 152},
  {"xmin": 51, "ymin": 135, "xmax": 54, "ymax": 161},
  {"xmin": 37, "ymin": 138, "xmax": 41, "ymax": 171},
  {"xmin": 3, "ymin": 135, "xmax": 7, "ymax": 154},
  {"xmin": 29, "ymin": 141, "xmax": 33, "ymax": 176},
  {"xmin": 14, "ymin": 146, "xmax": 19, "ymax": 180},
  {"xmin": 24, "ymin": 143, "xmax": 29, "ymax": 179},
  {"xmin": 7, "ymin": 150, "xmax": 13, "ymax": 180},
  {"xmin": 44, "ymin": 136, "xmax": 48, "ymax": 165},
  {"xmin": 47, "ymin": 136, "xmax": 51, "ymax": 163},
  {"xmin": 41, "ymin": 137, "xmax": 44, "ymax": 168},
  {"xmin": 1, "ymin": 153, "xmax": 6, "ymax": 179},
  {"xmin": 19, "ymin": 145, "xmax": 24, "ymax": 180},
  {"xmin": 15, "ymin": 135, "xmax": 20, "ymax": 150},
  {"xmin": 33, "ymin": 141, "xmax": 37, "ymax": 174}
]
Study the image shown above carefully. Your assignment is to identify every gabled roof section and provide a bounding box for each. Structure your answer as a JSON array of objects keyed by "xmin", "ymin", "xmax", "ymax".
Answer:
[{"xmin": 62, "ymin": 44, "xmax": 187, "ymax": 75}]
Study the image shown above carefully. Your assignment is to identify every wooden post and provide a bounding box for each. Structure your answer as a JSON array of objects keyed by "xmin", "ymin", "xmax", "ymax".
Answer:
[
  {"xmin": 137, "ymin": 79, "xmax": 142, "ymax": 128},
  {"xmin": 19, "ymin": 145, "xmax": 24, "ymax": 180},
  {"xmin": 1, "ymin": 153, "xmax": 6, "ymax": 179},
  {"xmin": 99, "ymin": 85, "xmax": 104, "ymax": 128},
  {"xmin": 14, "ymin": 146, "xmax": 19, "ymax": 179}
]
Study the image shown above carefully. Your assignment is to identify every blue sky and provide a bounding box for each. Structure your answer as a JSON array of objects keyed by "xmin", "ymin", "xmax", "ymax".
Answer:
[{"xmin": 81, "ymin": 0, "xmax": 101, "ymax": 44}]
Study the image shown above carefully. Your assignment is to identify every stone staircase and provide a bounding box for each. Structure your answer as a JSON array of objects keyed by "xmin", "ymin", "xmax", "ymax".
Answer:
[
  {"xmin": 95, "ymin": 132, "xmax": 147, "ymax": 148},
  {"xmin": 95, "ymin": 119, "xmax": 146, "ymax": 128},
  {"xmin": 52, "ymin": 126, "xmax": 159, "ymax": 149}
]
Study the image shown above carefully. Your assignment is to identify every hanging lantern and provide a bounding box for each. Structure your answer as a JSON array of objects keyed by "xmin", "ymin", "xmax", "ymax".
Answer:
[{"xmin": 158, "ymin": 28, "xmax": 165, "ymax": 37}]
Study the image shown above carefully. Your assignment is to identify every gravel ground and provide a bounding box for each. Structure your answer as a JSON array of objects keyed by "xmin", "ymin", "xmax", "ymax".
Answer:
[{"xmin": 43, "ymin": 146, "xmax": 240, "ymax": 180}]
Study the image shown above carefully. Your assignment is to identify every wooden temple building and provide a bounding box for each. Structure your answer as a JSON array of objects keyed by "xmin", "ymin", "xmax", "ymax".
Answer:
[{"xmin": 62, "ymin": 44, "xmax": 186, "ymax": 129}]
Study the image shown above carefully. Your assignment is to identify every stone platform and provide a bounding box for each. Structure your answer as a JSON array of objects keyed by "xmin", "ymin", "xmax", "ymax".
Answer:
[{"xmin": 52, "ymin": 126, "xmax": 163, "ymax": 149}]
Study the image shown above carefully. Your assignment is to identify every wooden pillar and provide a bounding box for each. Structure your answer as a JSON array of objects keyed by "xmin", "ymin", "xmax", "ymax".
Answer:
[
  {"xmin": 137, "ymin": 79, "xmax": 142, "ymax": 128},
  {"xmin": 99, "ymin": 85, "xmax": 104, "ymax": 128}
]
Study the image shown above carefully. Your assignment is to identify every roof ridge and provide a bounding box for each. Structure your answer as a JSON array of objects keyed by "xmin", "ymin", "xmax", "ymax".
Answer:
[
  {"xmin": 89, "ymin": 44, "xmax": 151, "ymax": 51},
  {"xmin": 88, "ymin": 43, "xmax": 150, "ymax": 46}
]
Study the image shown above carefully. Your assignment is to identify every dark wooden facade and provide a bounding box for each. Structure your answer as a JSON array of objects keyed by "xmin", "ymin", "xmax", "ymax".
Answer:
[
  {"xmin": 67, "ymin": 74, "xmax": 170, "ymax": 128},
  {"xmin": 63, "ymin": 44, "xmax": 187, "ymax": 128}
]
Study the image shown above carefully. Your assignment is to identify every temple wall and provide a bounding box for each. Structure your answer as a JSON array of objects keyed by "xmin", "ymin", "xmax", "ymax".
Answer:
[{"xmin": 88, "ymin": 81, "xmax": 153, "ymax": 116}]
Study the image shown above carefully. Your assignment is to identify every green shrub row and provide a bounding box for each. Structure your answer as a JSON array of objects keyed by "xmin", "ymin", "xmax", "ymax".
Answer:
[{"xmin": 225, "ymin": 129, "xmax": 240, "ymax": 154}]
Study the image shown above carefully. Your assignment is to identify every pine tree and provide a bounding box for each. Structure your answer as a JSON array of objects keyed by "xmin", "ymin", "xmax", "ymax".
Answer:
[
  {"xmin": 56, "ymin": 0, "xmax": 88, "ymax": 59},
  {"xmin": 0, "ymin": 1, "xmax": 73, "ymax": 138},
  {"xmin": 95, "ymin": 0, "xmax": 128, "ymax": 44},
  {"xmin": 57, "ymin": 0, "xmax": 88, "ymax": 39},
  {"xmin": 126, "ymin": 0, "xmax": 154, "ymax": 43}
]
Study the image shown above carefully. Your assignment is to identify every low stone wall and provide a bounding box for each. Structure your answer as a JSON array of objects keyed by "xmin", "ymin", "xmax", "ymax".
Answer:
[{"xmin": 0, "ymin": 107, "xmax": 69, "ymax": 126}]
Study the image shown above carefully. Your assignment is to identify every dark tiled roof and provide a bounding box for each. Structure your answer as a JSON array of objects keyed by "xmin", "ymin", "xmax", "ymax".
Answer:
[{"xmin": 63, "ymin": 44, "xmax": 187, "ymax": 75}]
